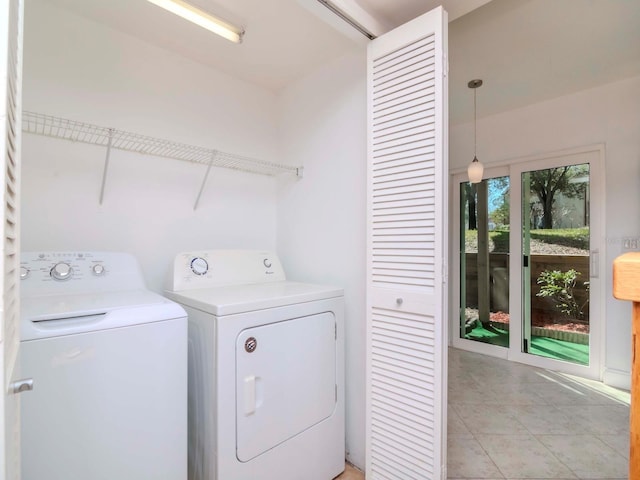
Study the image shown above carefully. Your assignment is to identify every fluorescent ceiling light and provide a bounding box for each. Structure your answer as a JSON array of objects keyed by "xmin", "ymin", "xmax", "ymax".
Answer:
[{"xmin": 147, "ymin": 0, "xmax": 244, "ymax": 43}]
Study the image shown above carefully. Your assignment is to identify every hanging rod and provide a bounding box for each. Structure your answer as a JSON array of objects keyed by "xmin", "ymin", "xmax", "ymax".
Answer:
[{"xmin": 22, "ymin": 111, "xmax": 303, "ymax": 178}]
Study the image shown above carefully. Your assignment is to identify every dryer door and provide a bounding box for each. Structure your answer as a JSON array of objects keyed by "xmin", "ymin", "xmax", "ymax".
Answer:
[{"xmin": 235, "ymin": 312, "xmax": 336, "ymax": 462}]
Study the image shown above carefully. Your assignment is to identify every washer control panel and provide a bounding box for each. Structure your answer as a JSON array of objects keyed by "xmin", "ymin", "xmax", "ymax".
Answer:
[
  {"xmin": 21, "ymin": 251, "xmax": 144, "ymax": 296},
  {"xmin": 21, "ymin": 252, "xmax": 108, "ymax": 283},
  {"xmin": 169, "ymin": 250, "xmax": 286, "ymax": 292}
]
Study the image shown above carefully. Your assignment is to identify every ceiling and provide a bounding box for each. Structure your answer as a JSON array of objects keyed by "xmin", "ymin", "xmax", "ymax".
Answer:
[{"xmin": 39, "ymin": 0, "xmax": 640, "ymax": 124}]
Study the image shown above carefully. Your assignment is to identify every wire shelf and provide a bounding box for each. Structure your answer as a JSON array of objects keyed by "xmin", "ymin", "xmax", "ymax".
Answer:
[{"xmin": 22, "ymin": 111, "xmax": 301, "ymax": 177}]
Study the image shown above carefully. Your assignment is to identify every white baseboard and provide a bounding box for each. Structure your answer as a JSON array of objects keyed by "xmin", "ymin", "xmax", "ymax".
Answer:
[{"xmin": 603, "ymin": 367, "xmax": 631, "ymax": 390}]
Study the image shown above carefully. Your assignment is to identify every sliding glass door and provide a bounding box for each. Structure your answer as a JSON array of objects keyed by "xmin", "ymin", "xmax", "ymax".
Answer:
[
  {"xmin": 458, "ymin": 173, "xmax": 510, "ymax": 355},
  {"xmin": 521, "ymin": 163, "xmax": 590, "ymax": 366},
  {"xmin": 452, "ymin": 147, "xmax": 603, "ymax": 378}
]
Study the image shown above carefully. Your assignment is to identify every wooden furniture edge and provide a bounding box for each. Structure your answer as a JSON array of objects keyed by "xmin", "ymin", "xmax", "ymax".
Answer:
[
  {"xmin": 613, "ymin": 251, "xmax": 640, "ymax": 479},
  {"xmin": 613, "ymin": 252, "xmax": 640, "ymax": 302}
]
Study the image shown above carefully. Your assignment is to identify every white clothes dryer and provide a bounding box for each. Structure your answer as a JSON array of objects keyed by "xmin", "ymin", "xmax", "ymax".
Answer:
[
  {"xmin": 20, "ymin": 251, "xmax": 187, "ymax": 480},
  {"xmin": 164, "ymin": 250, "xmax": 345, "ymax": 480}
]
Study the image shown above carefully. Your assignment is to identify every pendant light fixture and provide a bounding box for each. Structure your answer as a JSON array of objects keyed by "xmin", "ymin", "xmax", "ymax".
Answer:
[{"xmin": 467, "ymin": 79, "xmax": 484, "ymax": 184}]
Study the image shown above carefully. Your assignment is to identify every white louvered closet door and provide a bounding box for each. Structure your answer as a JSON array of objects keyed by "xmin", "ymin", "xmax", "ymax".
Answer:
[
  {"xmin": 366, "ymin": 7, "xmax": 448, "ymax": 480},
  {"xmin": 0, "ymin": 0, "xmax": 24, "ymax": 478}
]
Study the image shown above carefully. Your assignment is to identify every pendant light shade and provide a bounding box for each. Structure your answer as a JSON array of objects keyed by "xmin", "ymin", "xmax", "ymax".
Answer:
[
  {"xmin": 468, "ymin": 156, "xmax": 484, "ymax": 184},
  {"xmin": 468, "ymin": 79, "xmax": 484, "ymax": 184}
]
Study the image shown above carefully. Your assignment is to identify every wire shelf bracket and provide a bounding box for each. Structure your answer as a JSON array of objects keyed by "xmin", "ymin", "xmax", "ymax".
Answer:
[
  {"xmin": 98, "ymin": 129, "xmax": 113, "ymax": 205},
  {"xmin": 22, "ymin": 111, "xmax": 303, "ymax": 209}
]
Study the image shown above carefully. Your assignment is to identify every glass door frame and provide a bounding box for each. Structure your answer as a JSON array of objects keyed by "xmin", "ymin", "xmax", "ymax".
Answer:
[{"xmin": 451, "ymin": 145, "xmax": 605, "ymax": 380}]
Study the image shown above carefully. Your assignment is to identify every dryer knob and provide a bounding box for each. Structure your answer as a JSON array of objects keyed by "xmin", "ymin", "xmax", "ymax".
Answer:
[
  {"xmin": 20, "ymin": 266, "xmax": 29, "ymax": 280},
  {"xmin": 92, "ymin": 264, "xmax": 105, "ymax": 276},
  {"xmin": 51, "ymin": 262, "xmax": 73, "ymax": 281},
  {"xmin": 190, "ymin": 257, "xmax": 209, "ymax": 276}
]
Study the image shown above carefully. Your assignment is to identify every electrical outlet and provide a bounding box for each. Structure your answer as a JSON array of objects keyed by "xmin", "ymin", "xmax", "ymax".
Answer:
[{"xmin": 622, "ymin": 237, "xmax": 640, "ymax": 251}]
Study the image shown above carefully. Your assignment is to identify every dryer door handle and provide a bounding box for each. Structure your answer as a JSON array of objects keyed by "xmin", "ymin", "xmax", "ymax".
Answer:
[
  {"xmin": 244, "ymin": 375, "xmax": 256, "ymax": 416},
  {"xmin": 10, "ymin": 378, "xmax": 34, "ymax": 394}
]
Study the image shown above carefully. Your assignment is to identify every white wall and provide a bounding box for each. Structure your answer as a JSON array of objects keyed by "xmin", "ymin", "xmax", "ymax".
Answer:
[
  {"xmin": 450, "ymin": 75, "xmax": 640, "ymax": 388},
  {"xmin": 22, "ymin": 0, "xmax": 281, "ymax": 292},
  {"xmin": 277, "ymin": 50, "xmax": 367, "ymax": 468}
]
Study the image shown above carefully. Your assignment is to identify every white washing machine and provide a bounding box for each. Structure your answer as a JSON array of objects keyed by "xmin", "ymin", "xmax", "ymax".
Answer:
[
  {"xmin": 164, "ymin": 250, "xmax": 345, "ymax": 480},
  {"xmin": 20, "ymin": 251, "xmax": 188, "ymax": 480}
]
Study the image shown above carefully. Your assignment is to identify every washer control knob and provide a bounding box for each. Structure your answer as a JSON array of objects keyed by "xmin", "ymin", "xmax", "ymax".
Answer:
[
  {"xmin": 20, "ymin": 267, "xmax": 29, "ymax": 280},
  {"xmin": 263, "ymin": 258, "xmax": 272, "ymax": 269},
  {"xmin": 190, "ymin": 257, "xmax": 208, "ymax": 276},
  {"xmin": 51, "ymin": 262, "xmax": 72, "ymax": 281},
  {"xmin": 92, "ymin": 264, "xmax": 105, "ymax": 276}
]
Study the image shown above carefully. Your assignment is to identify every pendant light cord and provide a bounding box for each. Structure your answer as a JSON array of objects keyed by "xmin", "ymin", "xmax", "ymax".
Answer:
[
  {"xmin": 467, "ymin": 79, "xmax": 483, "ymax": 183},
  {"xmin": 473, "ymin": 88, "xmax": 477, "ymax": 159}
]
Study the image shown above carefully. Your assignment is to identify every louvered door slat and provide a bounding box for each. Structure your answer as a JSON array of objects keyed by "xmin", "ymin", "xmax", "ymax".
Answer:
[
  {"xmin": 372, "ymin": 415, "xmax": 430, "ymax": 445},
  {"xmin": 372, "ymin": 324, "xmax": 434, "ymax": 344},
  {"xmin": 373, "ymin": 102, "xmax": 435, "ymax": 127},
  {"xmin": 374, "ymin": 161, "xmax": 434, "ymax": 176},
  {"xmin": 373, "ymin": 148, "xmax": 435, "ymax": 164},
  {"xmin": 373, "ymin": 92, "xmax": 435, "ymax": 120},
  {"xmin": 372, "ymin": 351, "xmax": 432, "ymax": 376},
  {"xmin": 374, "ymin": 127, "xmax": 434, "ymax": 153},
  {"xmin": 375, "ymin": 81, "xmax": 435, "ymax": 114},
  {"xmin": 371, "ymin": 192, "xmax": 430, "ymax": 204},
  {"xmin": 373, "ymin": 360, "xmax": 433, "ymax": 386},
  {"xmin": 373, "ymin": 181, "xmax": 434, "ymax": 196},
  {"xmin": 375, "ymin": 221, "xmax": 435, "ymax": 230},
  {"xmin": 372, "ymin": 438, "xmax": 430, "ymax": 471},
  {"xmin": 374, "ymin": 32, "xmax": 432, "ymax": 61},
  {"xmin": 374, "ymin": 81, "xmax": 435, "ymax": 109},
  {"xmin": 371, "ymin": 400, "xmax": 433, "ymax": 436},
  {"xmin": 373, "ymin": 36, "xmax": 433, "ymax": 72},
  {"xmin": 372, "ymin": 251, "xmax": 433, "ymax": 260},
  {"xmin": 376, "ymin": 74, "xmax": 436, "ymax": 99},
  {"xmin": 374, "ymin": 110, "xmax": 433, "ymax": 134},
  {"xmin": 371, "ymin": 424, "xmax": 430, "ymax": 459},
  {"xmin": 377, "ymin": 92, "xmax": 436, "ymax": 116},
  {"xmin": 372, "ymin": 258, "xmax": 432, "ymax": 268},
  {"xmin": 373, "ymin": 218, "xmax": 429, "ymax": 227},
  {"xmin": 373, "ymin": 125, "xmax": 435, "ymax": 151},
  {"xmin": 373, "ymin": 180, "xmax": 433, "ymax": 194},
  {"xmin": 373, "ymin": 100, "xmax": 435, "ymax": 128},
  {"xmin": 374, "ymin": 55, "xmax": 436, "ymax": 92},
  {"xmin": 367, "ymin": 6, "xmax": 447, "ymax": 480},
  {"xmin": 373, "ymin": 153, "xmax": 434, "ymax": 171}
]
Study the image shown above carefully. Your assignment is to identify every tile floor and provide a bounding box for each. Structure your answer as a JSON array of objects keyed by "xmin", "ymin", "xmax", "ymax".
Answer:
[
  {"xmin": 335, "ymin": 463, "xmax": 365, "ymax": 480},
  {"xmin": 448, "ymin": 347, "xmax": 630, "ymax": 480}
]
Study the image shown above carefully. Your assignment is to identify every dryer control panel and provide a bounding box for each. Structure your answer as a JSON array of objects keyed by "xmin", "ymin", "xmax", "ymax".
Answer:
[
  {"xmin": 20, "ymin": 251, "xmax": 145, "ymax": 296},
  {"xmin": 168, "ymin": 250, "xmax": 286, "ymax": 291}
]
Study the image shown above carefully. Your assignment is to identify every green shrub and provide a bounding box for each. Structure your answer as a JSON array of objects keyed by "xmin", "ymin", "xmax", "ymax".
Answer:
[{"xmin": 536, "ymin": 269, "xmax": 589, "ymax": 319}]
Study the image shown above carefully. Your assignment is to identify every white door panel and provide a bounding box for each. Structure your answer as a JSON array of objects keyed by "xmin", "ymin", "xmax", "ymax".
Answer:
[{"xmin": 367, "ymin": 6, "xmax": 448, "ymax": 479}]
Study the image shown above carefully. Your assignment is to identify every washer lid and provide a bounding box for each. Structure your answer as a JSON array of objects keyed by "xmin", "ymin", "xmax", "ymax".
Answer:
[
  {"xmin": 21, "ymin": 290, "xmax": 186, "ymax": 341},
  {"xmin": 164, "ymin": 281, "xmax": 343, "ymax": 316}
]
